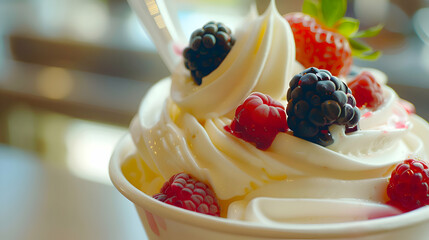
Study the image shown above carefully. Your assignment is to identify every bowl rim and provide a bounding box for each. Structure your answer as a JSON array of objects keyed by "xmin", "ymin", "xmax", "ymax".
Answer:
[{"xmin": 109, "ymin": 133, "xmax": 429, "ymax": 238}]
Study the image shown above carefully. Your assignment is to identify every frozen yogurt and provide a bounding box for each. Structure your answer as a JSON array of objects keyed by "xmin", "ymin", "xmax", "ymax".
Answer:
[{"xmin": 110, "ymin": 0, "xmax": 429, "ymax": 239}]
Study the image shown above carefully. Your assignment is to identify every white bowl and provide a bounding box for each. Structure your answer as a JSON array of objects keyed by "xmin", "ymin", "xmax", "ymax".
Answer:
[{"xmin": 110, "ymin": 134, "xmax": 429, "ymax": 240}]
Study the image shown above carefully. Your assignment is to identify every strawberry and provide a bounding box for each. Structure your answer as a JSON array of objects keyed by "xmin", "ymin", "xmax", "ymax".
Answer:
[
  {"xmin": 285, "ymin": 13, "xmax": 352, "ymax": 77},
  {"xmin": 284, "ymin": 0, "xmax": 382, "ymax": 77},
  {"xmin": 225, "ymin": 92, "xmax": 287, "ymax": 150}
]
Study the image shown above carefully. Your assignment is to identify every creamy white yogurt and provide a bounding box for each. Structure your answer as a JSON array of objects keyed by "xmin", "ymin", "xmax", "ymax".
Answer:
[{"xmin": 128, "ymin": 1, "xmax": 429, "ymax": 224}]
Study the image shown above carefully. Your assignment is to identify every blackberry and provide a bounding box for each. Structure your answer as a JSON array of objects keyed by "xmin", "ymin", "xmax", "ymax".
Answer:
[
  {"xmin": 286, "ymin": 67, "xmax": 360, "ymax": 146},
  {"xmin": 183, "ymin": 22, "xmax": 235, "ymax": 85}
]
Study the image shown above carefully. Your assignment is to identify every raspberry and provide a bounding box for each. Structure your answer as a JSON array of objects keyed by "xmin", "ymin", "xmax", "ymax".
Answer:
[
  {"xmin": 348, "ymin": 71, "xmax": 384, "ymax": 109},
  {"xmin": 286, "ymin": 67, "xmax": 360, "ymax": 146},
  {"xmin": 387, "ymin": 159, "xmax": 429, "ymax": 212},
  {"xmin": 183, "ymin": 22, "xmax": 235, "ymax": 85},
  {"xmin": 153, "ymin": 173, "xmax": 220, "ymax": 217},
  {"xmin": 225, "ymin": 92, "xmax": 287, "ymax": 150}
]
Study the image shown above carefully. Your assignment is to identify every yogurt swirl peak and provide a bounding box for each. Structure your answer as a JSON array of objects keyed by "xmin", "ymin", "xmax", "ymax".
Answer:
[{"xmin": 171, "ymin": 1, "xmax": 296, "ymax": 120}]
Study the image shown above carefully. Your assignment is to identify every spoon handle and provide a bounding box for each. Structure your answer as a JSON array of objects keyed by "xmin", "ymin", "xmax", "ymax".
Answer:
[{"xmin": 128, "ymin": 0, "xmax": 184, "ymax": 73}]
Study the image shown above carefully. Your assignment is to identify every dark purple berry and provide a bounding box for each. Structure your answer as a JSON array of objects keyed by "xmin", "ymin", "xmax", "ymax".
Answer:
[
  {"xmin": 309, "ymin": 94, "xmax": 321, "ymax": 106},
  {"xmin": 289, "ymin": 74, "xmax": 302, "ymax": 88},
  {"xmin": 286, "ymin": 100, "xmax": 294, "ymax": 115},
  {"xmin": 202, "ymin": 34, "xmax": 216, "ymax": 48},
  {"xmin": 291, "ymin": 87, "xmax": 304, "ymax": 102},
  {"xmin": 321, "ymin": 100, "xmax": 341, "ymax": 122},
  {"xmin": 215, "ymin": 31, "xmax": 230, "ymax": 46},
  {"xmin": 230, "ymin": 37, "xmax": 236, "ymax": 45},
  {"xmin": 345, "ymin": 125, "xmax": 359, "ymax": 134},
  {"xmin": 199, "ymin": 46, "xmax": 209, "ymax": 55},
  {"xmin": 308, "ymin": 108, "xmax": 326, "ymax": 126},
  {"xmin": 315, "ymin": 129, "xmax": 334, "ymax": 146},
  {"xmin": 191, "ymin": 36, "xmax": 202, "ymax": 50},
  {"xmin": 287, "ymin": 88, "xmax": 292, "ymax": 101},
  {"xmin": 347, "ymin": 107, "xmax": 361, "ymax": 127},
  {"xmin": 201, "ymin": 58, "xmax": 213, "ymax": 68},
  {"xmin": 316, "ymin": 81, "xmax": 336, "ymax": 95},
  {"xmin": 286, "ymin": 67, "xmax": 361, "ymax": 147},
  {"xmin": 184, "ymin": 22, "xmax": 235, "ymax": 85},
  {"xmin": 188, "ymin": 61, "xmax": 197, "ymax": 70},
  {"xmin": 337, "ymin": 104, "xmax": 355, "ymax": 124},
  {"xmin": 302, "ymin": 67, "xmax": 319, "ymax": 74},
  {"xmin": 300, "ymin": 73, "xmax": 318, "ymax": 90},
  {"xmin": 319, "ymin": 69, "xmax": 332, "ymax": 77},
  {"xmin": 203, "ymin": 24, "xmax": 217, "ymax": 34},
  {"xmin": 332, "ymin": 91, "xmax": 347, "ymax": 107},
  {"xmin": 183, "ymin": 47, "xmax": 193, "ymax": 59},
  {"xmin": 339, "ymin": 81, "xmax": 348, "ymax": 92},
  {"xmin": 316, "ymin": 71, "xmax": 330, "ymax": 81},
  {"xmin": 347, "ymin": 94, "xmax": 356, "ymax": 108},
  {"xmin": 297, "ymin": 121, "xmax": 318, "ymax": 138},
  {"xmin": 330, "ymin": 76, "xmax": 341, "ymax": 90},
  {"xmin": 191, "ymin": 29, "xmax": 204, "ymax": 40},
  {"xmin": 287, "ymin": 116, "xmax": 298, "ymax": 130},
  {"xmin": 217, "ymin": 23, "xmax": 231, "ymax": 34},
  {"xmin": 294, "ymin": 100, "xmax": 310, "ymax": 119},
  {"xmin": 341, "ymin": 82, "xmax": 352, "ymax": 94}
]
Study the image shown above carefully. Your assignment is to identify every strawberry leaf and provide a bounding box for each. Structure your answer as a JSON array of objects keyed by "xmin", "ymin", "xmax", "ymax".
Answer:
[
  {"xmin": 354, "ymin": 51, "xmax": 381, "ymax": 60},
  {"xmin": 349, "ymin": 38, "xmax": 371, "ymax": 52},
  {"xmin": 336, "ymin": 17, "xmax": 359, "ymax": 37},
  {"xmin": 321, "ymin": 0, "xmax": 347, "ymax": 27},
  {"xmin": 302, "ymin": 0, "xmax": 319, "ymax": 18},
  {"xmin": 349, "ymin": 39, "xmax": 381, "ymax": 60},
  {"xmin": 352, "ymin": 24, "xmax": 383, "ymax": 38}
]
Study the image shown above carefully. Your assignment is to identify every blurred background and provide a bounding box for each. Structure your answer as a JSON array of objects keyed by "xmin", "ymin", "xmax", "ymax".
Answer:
[{"xmin": 1, "ymin": 0, "xmax": 429, "ymax": 239}]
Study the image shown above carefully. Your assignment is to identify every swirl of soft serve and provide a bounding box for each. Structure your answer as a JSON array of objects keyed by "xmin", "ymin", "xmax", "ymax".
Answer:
[
  {"xmin": 170, "ymin": 1, "xmax": 296, "ymax": 120},
  {"xmin": 129, "ymin": 1, "xmax": 429, "ymax": 224}
]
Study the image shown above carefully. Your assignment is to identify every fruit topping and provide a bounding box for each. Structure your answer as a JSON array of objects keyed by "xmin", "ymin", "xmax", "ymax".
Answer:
[
  {"xmin": 284, "ymin": 0, "xmax": 382, "ymax": 77},
  {"xmin": 183, "ymin": 22, "xmax": 235, "ymax": 85},
  {"xmin": 225, "ymin": 92, "xmax": 287, "ymax": 150},
  {"xmin": 348, "ymin": 71, "xmax": 384, "ymax": 109},
  {"xmin": 387, "ymin": 159, "xmax": 429, "ymax": 212},
  {"xmin": 399, "ymin": 99, "xmax": 416, "ymax": 115},
  {"xmin": 287, "ymin": 67, "xmax": 360, "ymax": 146},
  {"xmin": 153, "ymin": 173, "xmax": 220, "ymax": 217}
]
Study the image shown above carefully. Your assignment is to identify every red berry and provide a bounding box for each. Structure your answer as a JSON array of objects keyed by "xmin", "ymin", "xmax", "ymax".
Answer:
[
  {"xmin": 285, "ymin": 13, "xmax": 352, "ymax": 77},
  {"xmin": 399, "ymin": 99, "xmax": 416, "ymax": 115},
  {"xmin": 387, "ymin": 159, "xmax": 429, "ymax": 212},
  {"xmin": 153, "ymin": 173, "xmax": 220, "ymax": 217},
  {"xmin": 225, "ymin": 92, "xmax": 287, "ymax": 150},
  {"xmin": 348, "ymin": 71, "xmax": 384, "ymax": 109}
]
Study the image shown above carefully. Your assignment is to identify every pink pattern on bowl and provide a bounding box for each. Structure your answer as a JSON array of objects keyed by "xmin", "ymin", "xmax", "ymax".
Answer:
[
  {"xmin": 145, "ymin": 209, "xmax": 167, "ymax": 236},
  {"xmin": 145, "ymin": 210, "xmax": 160, "ymax": 236}
]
